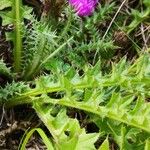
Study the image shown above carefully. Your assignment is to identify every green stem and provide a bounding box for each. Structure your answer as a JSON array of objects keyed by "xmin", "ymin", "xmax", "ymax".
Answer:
[
  {"xmin": 40, "ymin": 37, "xmax": 73, "ymax": 65},
  {"xmin": 3, "ymin": 80, "xmax": 150, "ymax": 133},
  {"xmin": 57, "ymin": 9, "xmax": 72, "ymax": 43},
  {"xmin": 4, "ymin": 74, "xmax": 150, "ymax": 107},
  {"xmin": 43, "ymin": 98, "xmax": 150, "ymax": 133},
  {"xmin": 8, "ymin": 94, "xmax": 150, "ymax": 133},
  {"xmin": 14, "ymin": 0, "xmax": 22, "ymax": 72},
  {"xmin": 4, "ymin": 84, "xmax": 89, "ymax": 107}
]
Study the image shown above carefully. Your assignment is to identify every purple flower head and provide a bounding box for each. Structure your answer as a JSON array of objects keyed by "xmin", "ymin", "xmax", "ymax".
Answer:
[{"xmin": 69, "ymin": 0, "xmax": 98, "ymax": 16}]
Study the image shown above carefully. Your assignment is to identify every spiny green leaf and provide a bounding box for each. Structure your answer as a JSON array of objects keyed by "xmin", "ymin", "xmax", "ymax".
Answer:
[
  {"xmin": 145, "ymin": 139, "xmax": 150, "ymax": 150},
  {"xmin": 0, "ymin": 0, "xmax": 11, "ymax": 10},
  {"xmin": 98, "ymin": 137, "xmax": 109, "ymax": 150},
  {"xmin": 0, "ymin": 0, "xmax": 32, "ymax": 72},
  {"xmin": 0, "ymin": 59, "xmax": 12, "ymax": 78},
  {"xmin": 33, "ymin": 103, "xmax": 99, "ymax": 150}
]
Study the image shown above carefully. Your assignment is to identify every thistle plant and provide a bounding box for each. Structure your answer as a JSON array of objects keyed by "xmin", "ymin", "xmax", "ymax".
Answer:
[{"xmin": 0, "ymin": 0, "xmax": 150, "ymax": 149}]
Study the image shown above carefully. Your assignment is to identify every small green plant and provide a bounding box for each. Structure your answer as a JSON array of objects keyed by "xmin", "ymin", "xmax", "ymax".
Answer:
[
  {"xmin": 19, "ymin": 128, "xmax": 54, "ymax": 150},
  {"xmin": 125, "ymin": 0, "xmax": 150, "ymax": 33}
]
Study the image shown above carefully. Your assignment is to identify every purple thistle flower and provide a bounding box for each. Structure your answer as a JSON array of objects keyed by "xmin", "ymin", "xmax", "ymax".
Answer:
[{"xmin": 69, "ymin": 0, "xmax": 98, "ymax": 16}]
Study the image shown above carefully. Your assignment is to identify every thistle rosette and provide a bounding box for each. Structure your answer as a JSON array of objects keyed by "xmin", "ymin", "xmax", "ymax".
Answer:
[{"xmin": 69, "ymin": 0, "xmax": 98, "ymax": 16}]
